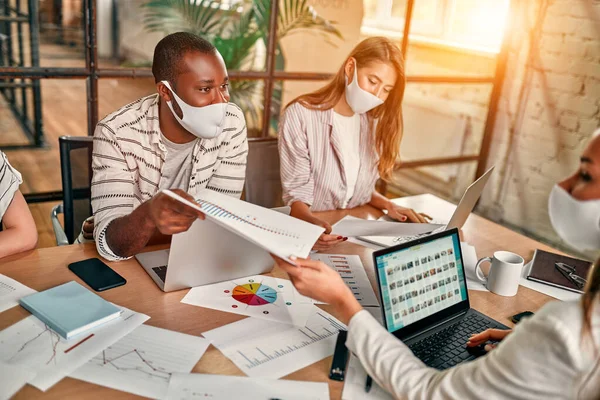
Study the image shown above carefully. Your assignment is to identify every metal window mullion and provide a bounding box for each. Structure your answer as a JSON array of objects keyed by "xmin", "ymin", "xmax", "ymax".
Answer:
[
  {"xmin": 261, "ymin": 0, "xmax": 279, "ymax": 138},
  {"xmin": 15, "ymin": 0, "xmax": 26, "ymax": 123},
  {"xmin": 84, "ymin": 0, "xmax": 98, "ymax": 137},
  {"xmin": 28, "ymin": 0, "xmax": 43, "ymax": 146}
]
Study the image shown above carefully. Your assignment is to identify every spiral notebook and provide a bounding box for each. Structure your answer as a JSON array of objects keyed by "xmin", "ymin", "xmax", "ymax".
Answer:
[{"xmin": 526, "ymin": 249, "xmax": 592, "ymax": 294}]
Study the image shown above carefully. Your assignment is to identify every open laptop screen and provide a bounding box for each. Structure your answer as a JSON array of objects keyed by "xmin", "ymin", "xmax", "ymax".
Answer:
[{"xmin": 374, "ymin": 230, "xmax": 468, "ymax": 333}]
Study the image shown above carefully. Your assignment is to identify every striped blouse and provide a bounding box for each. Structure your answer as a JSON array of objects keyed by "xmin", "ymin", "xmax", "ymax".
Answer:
[
  {"xmin": 92, "ymin": 94, "xmax": 248, "ymax": 261},
  {"xmin": 0, "ymin": 151, "xmax": 23, "ymax": 220},
  {"xmin": 278, "ymin": 102, "xmax": 380, "ymax": 212}
]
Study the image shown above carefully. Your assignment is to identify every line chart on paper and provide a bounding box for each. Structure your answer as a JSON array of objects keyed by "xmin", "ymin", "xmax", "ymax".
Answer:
[{"xmin": 70, "ymin": 324, "xmax": 210, "ymax": 399}]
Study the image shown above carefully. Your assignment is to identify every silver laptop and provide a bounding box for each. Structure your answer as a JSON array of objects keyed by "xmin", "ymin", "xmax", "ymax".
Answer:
[
  {"xmin": 135, "ymin": 218, "xmax": 274, "ymax": 292},
  {"xmin": 360, "ymin": 166, "xmax": 495, "ymax": 247}
]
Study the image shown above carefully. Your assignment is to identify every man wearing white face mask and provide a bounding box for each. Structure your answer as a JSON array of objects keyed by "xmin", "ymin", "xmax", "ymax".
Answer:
[{"xmin": 90, "ymin": 32, "xmax": 248, "ymax": 261}]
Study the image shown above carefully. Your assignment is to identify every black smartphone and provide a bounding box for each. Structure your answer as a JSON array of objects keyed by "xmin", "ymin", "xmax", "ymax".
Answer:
[
  {"xmin": 511, "ymin": 311, "xmax": 534, "ymax": 324},
  {"xmin": 68, "ymin": 258, "xmax": 127, "ymax": 292}
]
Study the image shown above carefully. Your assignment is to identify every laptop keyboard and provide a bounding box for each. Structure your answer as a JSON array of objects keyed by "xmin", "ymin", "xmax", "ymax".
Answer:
[
  {"xmin": 408, "ymin": 313, "xmax": 500, "ymax": 370},
  {"xmin": 152, "ymin": 265, "xmax": 168, "ymax": 283}
]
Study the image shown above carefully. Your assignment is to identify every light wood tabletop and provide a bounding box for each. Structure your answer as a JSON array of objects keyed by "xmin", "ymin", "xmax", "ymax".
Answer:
[{"xmin": 0, "ymin": 195, "xmax": 567, "ymax": 399}]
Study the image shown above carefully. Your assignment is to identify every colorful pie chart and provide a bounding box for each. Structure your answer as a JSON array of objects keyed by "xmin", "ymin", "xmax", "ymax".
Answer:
[{"xmin": 232, "ymin": 282, "xmax": 278, "ymax": 306}]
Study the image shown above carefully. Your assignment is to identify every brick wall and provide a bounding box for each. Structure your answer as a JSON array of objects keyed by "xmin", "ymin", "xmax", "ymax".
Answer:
[{"xmin": 478, "ymin": 0, "xmax": 600, "ymax": 256}]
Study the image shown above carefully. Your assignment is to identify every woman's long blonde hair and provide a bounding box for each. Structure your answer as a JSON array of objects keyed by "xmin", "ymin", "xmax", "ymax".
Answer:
[{"xmin": 287, "ymin": 37, "xmax": 405, "ymax": 181}]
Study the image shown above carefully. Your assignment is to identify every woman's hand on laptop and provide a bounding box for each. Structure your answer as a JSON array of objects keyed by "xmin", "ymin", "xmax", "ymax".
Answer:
[
  {"xmin": 385, "ymin": 203, "xmax": 431, "ymax": 223},
  {"xmin": 272, "ymin": 255, "xmax": 362, "ymax": 325},
  {"xmin": 466, "ymin": 328, "xmax": 512, "ymax": 352},
  {"xmin": 147, "ymin": 189, "xmax": 205, "ymax": 235}
]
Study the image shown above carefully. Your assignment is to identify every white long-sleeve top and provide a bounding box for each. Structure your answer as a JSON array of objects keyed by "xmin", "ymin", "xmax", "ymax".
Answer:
[{"xmin": 346, "ymin": 300, "xmax": 600, "ymax": 399}]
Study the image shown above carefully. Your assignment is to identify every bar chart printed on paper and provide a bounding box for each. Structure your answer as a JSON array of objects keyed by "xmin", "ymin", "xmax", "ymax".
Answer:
[{"xmin": 202, "ymin": 308, "xmax": 347, "ymax": 379}]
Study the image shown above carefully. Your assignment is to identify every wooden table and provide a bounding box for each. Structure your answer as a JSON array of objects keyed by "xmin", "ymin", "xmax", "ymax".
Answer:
[{"xmin": 0, "ymin": 195, "xmax": 563, "ymax": 399}]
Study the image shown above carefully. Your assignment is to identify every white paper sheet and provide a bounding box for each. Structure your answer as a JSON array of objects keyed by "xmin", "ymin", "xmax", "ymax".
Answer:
[
  {"xmin": 310, "ymin": 254, "xmax": 380, "ymax": 307},
  {"xmin": 519, "ymin": 261, "xmax": 581, "ymax": 301},
  {"xmin": 342, "ymin": 354, "xmax": 393, "ymax": 400},
  {"xmin": 460, "ymin": 242, "xmax": 488, "ymax": 292},
  {"xmin": 0, "ymin": 306, "xmax": 148, "ymax": 391},
  {"xmin": 0, "ymin": 274, "xmax": 36, "ymax": 313},
  {"xmin": 181, "ymin": 275, "xmax": 315, "ymax": 326},
  {"xmin": 166, "ymin": 373, "xmax": 329, "ymax": 400},
  {"xmin": 0, "ymin": 362, "xmax": 36, "ymax": 400},
  {"xmin": 162, "ymin": 189, "xmax": 324, "ymax": 264},
  {"xmin": 332, "ymin": 215, "xmax": 442, "ymax": 238},
  {"xmin": 202, "ymin": 307, "xmax": 346, "ymax": 379},
  {"xmin": 70, "ymin": 324, "xmax": 209, "ymax": 399}
]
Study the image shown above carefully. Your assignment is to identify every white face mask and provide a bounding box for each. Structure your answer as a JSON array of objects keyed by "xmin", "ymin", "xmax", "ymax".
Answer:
[
  {"xmin": 548, "ymin": 184, "xmax": 600, "ymax": 251},
  {"xmin": 344, "ymin": 64, "xmax": 384, "ymax": 114},
  {"xmin": 161, "ymin": 80, "xmax": 228, "ymax": 140}
]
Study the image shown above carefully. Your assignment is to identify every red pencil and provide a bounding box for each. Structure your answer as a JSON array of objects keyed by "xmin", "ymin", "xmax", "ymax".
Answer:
[{"xmin": 64, "ymin": 333, "xmax": 94, "ymax": 354}]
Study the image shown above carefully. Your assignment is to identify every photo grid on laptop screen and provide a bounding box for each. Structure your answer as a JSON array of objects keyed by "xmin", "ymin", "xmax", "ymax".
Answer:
[{"xmin": 375, "ymin": 233, "xmax": 468, "ymax": 332}]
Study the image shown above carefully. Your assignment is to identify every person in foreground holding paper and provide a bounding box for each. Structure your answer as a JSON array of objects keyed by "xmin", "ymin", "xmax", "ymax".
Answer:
[
  {"xmin": 273, "ymin": 252, "xmax": 599, "ymax": 398},
  {"xmin": 272, "ymin": 132, "xmax": 600, "ymax": 399},
  {"xmin": 0, "ymin": 151, "xmax": 37, "ymax": 259},
  {"xmin": 90, "ymin": 32, "xmax": 248, "ymax": 261},
  {"xmin": 278, "ymin": 37, "xmax": 429, "ymax": 251}
]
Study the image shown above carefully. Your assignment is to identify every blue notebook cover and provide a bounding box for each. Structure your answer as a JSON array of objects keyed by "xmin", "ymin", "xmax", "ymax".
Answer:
[{"xmin": 19, "ymin": 281, "xmax": 121, "ymax": 339}]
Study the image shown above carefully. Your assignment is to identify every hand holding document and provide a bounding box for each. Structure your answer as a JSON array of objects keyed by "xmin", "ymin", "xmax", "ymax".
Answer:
[
  {"xmin": 332, "ymin": 216, "xmax": 442, "ymax": 238},
  {"xmin": 162, "ymin": 189, "xmax": 324, "ymax": 264}
]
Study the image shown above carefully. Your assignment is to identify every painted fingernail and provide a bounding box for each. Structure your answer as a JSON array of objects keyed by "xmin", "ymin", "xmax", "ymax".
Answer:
[
  {"xmin": 344, "ymin": 237, "xmax": 348, "ymax": 241},
  {"xmin": 337, "ymin": 236, "xmax": 343, "ymax": 240},
  {"xmin": 401, "ymin": 216, "xmax": 407, "ymax": 221}
]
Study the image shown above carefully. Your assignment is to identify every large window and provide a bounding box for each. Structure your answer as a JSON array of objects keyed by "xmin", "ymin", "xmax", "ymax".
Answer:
[{"xmin": 363, "ymin": 0, "xmax": 510, "ymax": 53}]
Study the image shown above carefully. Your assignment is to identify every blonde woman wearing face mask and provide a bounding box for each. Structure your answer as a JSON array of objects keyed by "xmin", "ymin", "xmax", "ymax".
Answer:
[
  {"xmin": 278, "ymin": 37, "xmax": 429, "ymax": 251},
  {"xmin": 273, "ymin": 132, "xmax": 600, "ymax": 399}
]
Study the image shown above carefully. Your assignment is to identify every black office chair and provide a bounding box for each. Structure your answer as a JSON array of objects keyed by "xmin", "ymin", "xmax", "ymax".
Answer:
[
  {"xmin": 51, "ymin": 136, "xmax": 94, "ymax": 245},
  {"xmin": 244, "ymin": 138, "xmax": 284, "ymax": 209}
]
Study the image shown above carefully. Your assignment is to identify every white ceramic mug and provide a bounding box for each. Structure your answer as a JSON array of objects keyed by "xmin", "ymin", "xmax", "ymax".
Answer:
[{"xmin": 475, "ymin": 251, "xmax": 524, "ymax": 296}]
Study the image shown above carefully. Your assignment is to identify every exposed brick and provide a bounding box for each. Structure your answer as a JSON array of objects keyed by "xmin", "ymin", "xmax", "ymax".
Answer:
[
  {"xmin": 559, "ymin": 113, "xmax": 579, "ymax": 131},
  {"xmin": 542, "ymin": 14, "xmax": 580, "ymax": 35},
  {"xmin": 548, "ymin": 1, "xmax": 600, "ymax": 21},
  {"xmin": 579, "ymin": 118, "xmax": 600, "ymax": 135},
  {"xmin": 575, "ymin": 19, "xmax": 600, "ymax": 40},
  {"xmin": 532, "ymin": 71, "xmax": 584, "ymax": 94},
  {"xmin": 570, "ymin": 60, "xmax": 600, "ymax": 79},
  {"xmin": 559, "ymin": 95, "xmax": 599, "ymax": 116},
  {"xmin": 536, "ymin": 53, "xmax": 572, "ymax": 74}
]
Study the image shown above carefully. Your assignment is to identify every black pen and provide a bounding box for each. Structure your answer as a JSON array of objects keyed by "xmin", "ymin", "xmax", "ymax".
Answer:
[{"xmin": 365, "ymin": 375, "xmax": 373, "ymax": 393}]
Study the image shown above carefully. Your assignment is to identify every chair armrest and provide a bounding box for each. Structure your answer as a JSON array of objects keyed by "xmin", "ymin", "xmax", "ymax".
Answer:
[{"xmin": 50, "ymin": 203, "xmax": 69, "ymax": 246}]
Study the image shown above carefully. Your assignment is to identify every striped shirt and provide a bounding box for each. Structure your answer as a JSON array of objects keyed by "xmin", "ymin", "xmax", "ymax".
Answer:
[
  {"xmin": 278, "ymin": 102, "xmax": 380, "ymax": 212},
  {"xmin": 0, "ymin": 151, "xmax": 23, "ymax": 220},
  {"xmin": 92, "ymin": 94, "xmax": 248, "ymax": 261}
]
